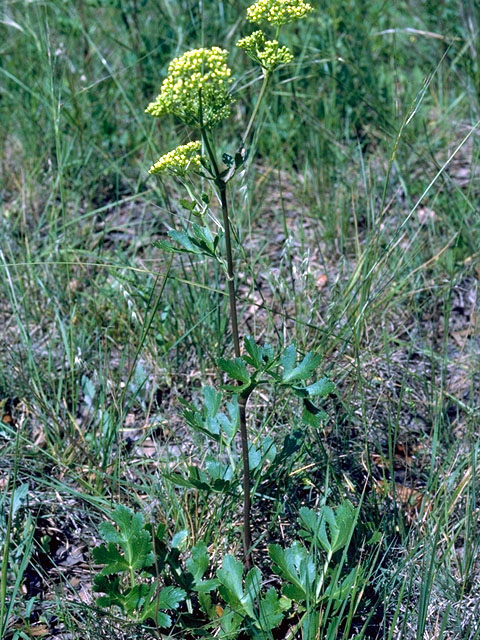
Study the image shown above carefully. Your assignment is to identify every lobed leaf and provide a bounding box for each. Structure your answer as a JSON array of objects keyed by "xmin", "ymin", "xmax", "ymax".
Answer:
[
  {"xmin": 218, "ymin": 357, "xmax": 251, "ymax": 384},
  {"xmin": 282, "ymin": 350, "xmax": 322, "ymax": 384}
]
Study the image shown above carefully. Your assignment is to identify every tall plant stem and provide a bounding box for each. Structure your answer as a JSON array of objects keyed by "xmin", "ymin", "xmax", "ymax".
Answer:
[
  {"xmin": 201, "ymin": 128, "xmax": 252, "ymax": 566},
  {"xmin": 219, "ymin": 179, "xmax": 252, "ymax": 568}
]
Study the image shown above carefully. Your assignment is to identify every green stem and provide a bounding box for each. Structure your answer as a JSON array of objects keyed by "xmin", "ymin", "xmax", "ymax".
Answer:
[
  {"xmin": 200, "ymin": 126, "xmax": 252, "ymax": 566},
  {"xmin": 242, "ymin": 70, "xmax": 272, "ymax": 147}
]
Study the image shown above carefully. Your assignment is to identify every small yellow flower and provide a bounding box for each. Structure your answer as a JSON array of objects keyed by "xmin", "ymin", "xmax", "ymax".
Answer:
[
  {"xmin": 237, "ymin": 30, "xmax": 294, "ymax": 70},
  {"xmin": 149, "ymin": 141, "xmax": 202, "ymax": 176},
  {"xmin": 246, "ymin": 0, "xmax": 314, "ymax": 25},
  {"xmin": 145, "ymin": 48, "xmax": 233, "ymax": 128}
]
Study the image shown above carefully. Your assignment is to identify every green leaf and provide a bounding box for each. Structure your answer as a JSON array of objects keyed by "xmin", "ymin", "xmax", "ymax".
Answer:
[
  {"xmin": 206, "ymin": 458, "xmax": 233, "ymax": 483},
  {"xmin": 157, "ymin": 585, "xmax": 186, "ymax": 610},
  {"xmin": 302, "ymin": 609, "xmax": 320, "ymax": 640},
  {"xmin": 171, "ymin": 529, "xmax": 189, "ymax": 550},
  {"xmin": 124, "ymin": 583, "xmax": 153, "ymax": 616},
  {"xmin": 186, "ymin": 542, "xmax": 209, "ymax": 584},
  {"xmin": 163, "ymin": 472, "xmax": 201, "ymax": 489},
  {"xmin": 305, "ymin": 378, "xmax": 335, "ymax": 398},
  {"xmin": 190, "ymin": 223, "xmax": 215, "ymax": 254},
  {"xmin": 179, "ymin": 198, "xmax": 197, "ymax": 211},
  {"xmin": 93, "ymin": 574, "xmax": 124, "ymax": 608},
  {"xmin": 269, "ymin": 542, "xmax": 314, "ymax": 602},
  {"xmin": 282, "ymin": 350, "xmax": 322, "ymax": 384},
  {"xmin": 185, "ymin": 466, "xmax": 213, "ymax": 491},
  {"xmin": 217, "ymin": 397, "xmax": 239, "ymax": 441},
  {"xmin": 140, "ymin": 585, "xmax": 186, "ymax": 626},
  {"xmin": 93, "ymin": 543, "xmax": 130, "ymax": 574},
  {"xmin": 243, "ymin": 336, "xmax": 263, "ymax": 369},
  {"xmin": 218, "ymin": 357, "xmax": 251, "ymax": 384},
  {"xmin": 95, "ymin": 505, "xmax": 154, "ymax": 576},
  {"xmin": 168, "ymin": 229, "xmax": 202, "ymax": 254},
  {"xmin": 262, "ymin": 436, "xmax": 277, "ymax": 463},
  {"xmin": 219, "ymin": 607, "xmax": 243, "ymax": 639},
  {"xmin": 248, "ymin": 443, "xmax": 262, "ymax": 470},
  {"xmin": 298, "ymin": 501, "xmax": 356, "ymax": 554},
  {"xmin": 278, "ymin": 430, "xmax": 305, "ymax": 463},
  {"xmin": 98, "ymin": 522, "xmax": 124, "ymax": 544},
  {"xmin": 152, "ymin": 239, "xmax": 177, "ymax": 253},
  {"xmin": 217, "ymin": 554, "xmax": 244, "ymax": 606},
  {"xmin": 302, "ymin": 402, "xmax": 328, "ymax": 427},
  {"xmin": 324, "ymin": 567, "xmax": 361, "ymax": 603},
  {"xmin": 204, "ymin": 386, "xmax": 222, "ymax": 417},
  {"xmin": 256, "ymin": 587, "xmax": 284, "ymax": 632},
  {"xmin": 242, "ymin": 567, "xmax": 261, "ymax": 619},
  {"xmin": 280, "ymin": 344, "xmax": 297, "ymax": 381}
]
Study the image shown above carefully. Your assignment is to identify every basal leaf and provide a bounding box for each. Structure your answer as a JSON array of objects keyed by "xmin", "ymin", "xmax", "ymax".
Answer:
[
  {"xmin": 156, "ymin": 585, "xmax": 186, "ymax": 610},
  {"xmin": 116, "ymin": 505, "xmax": 144, "ymax": 536},
  {"xmin": 302, "ymin": 609, "xmax": 320, "ymax": 640},
  {"xmin": 171, "ymin": 529, "xmax": 189, "ymax": 550},
  {"xmin": 299, "ymin": 501, "xmax": 355, "ymax": 554},
  {"xmin": 99, "ymin": 522, "xmax": 124, "ymax": 544},
  {"xmin": 140, "ymin": 585, "xmax": 186, "ymax": 626},
  {"xmin": 93, "ymin": 543, "xmax": 130, "ymax": 574},
  {"xmin": 302, "ymin": 406, "xmax": 322, "ymax": 428},
  {"xmin": 124, "ymin": 583, "xmax": 153, "ymax": 616},
  {"xmin": 248, "ymin": 443, "xmax": 262, "ymax": 470},
  {"xmin": 262, "ymin": 436, "xmax": 277, "ymax": 463},
  {"xmin": 217, "ymin": 554, "xmax": 244, "ymax": 606},
  {"xmin": 186, "ymin": 542, "xmax": 210, "ymax": 583},
  {"xmin": 93, "ymin": 573, "xmax": 123, "ymax": 599},
  {"xmin": 164, "ymin": 472, "xmax": 201, "ymax": 489},
  {"xmin": 242, "ymin": 567, "xmax": 261, "ymax": 619},
  {"xmin": 256, "ymin": 587, "xmax": 284, "ymax": 632},
  {"xmin": 324, "ymin": 566, "xmax": 361, "ymax": 604},
  {"xmin": 269, "ymin": 542, "xmax": 309, "ymax": 601},
  {"xmin": 278, "ymin": 430, "xmax": 304, "ymax": 462},
  {"xmin": 129, "ymin": 530, "xmax": 155, "ymax": 570}
]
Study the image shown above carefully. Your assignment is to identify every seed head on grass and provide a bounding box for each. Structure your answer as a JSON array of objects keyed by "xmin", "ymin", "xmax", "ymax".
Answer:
[
  {"xmin": 237, "ymin": 30, "xmax": 294, "ymax": 70},
  {"xmin": 246, "ymin": 0, "xmax": 314, "ymax": 26},
  {"xmin": 148, "ymin": 141, "xmax": 202, "ymax": 176},
  {"xmin": 145, "ymin": 47, "xmax": 233, "ymax": 128}
]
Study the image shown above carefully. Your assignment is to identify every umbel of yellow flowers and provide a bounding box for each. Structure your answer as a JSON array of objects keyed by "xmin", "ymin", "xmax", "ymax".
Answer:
[
  {"xmin": 246, "ymin": 0, "xmax": 313, "ymax": 25},
  {"xmin": 237, "ymin": 30, "xmax": 293, "ymax": 71},
  {"xmin": 145, "ymin": 1, "xmax": 313, "ymax": 176},
  {"xmin": 148, "ymin": 141, "xmax": 202, "ymax": 176},
  {"xmin": 145, "ymin": 47, "xmax": 233, "ymax": 129}
]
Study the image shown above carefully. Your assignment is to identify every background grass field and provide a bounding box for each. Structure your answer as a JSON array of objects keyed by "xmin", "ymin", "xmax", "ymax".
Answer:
[{"xmin": 1, "ymin": 0, "xmax": 480, "ymax": 638}]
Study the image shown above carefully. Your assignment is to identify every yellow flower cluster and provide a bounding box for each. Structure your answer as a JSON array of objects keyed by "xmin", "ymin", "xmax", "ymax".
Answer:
[
  {"xmin": 246, "ymin": 0, "xmax": 313, "ymax": 25},
  {"xmin": 149, "ymin": 141, "xmax": 202, "ymax": 176},
  {"xmin": 237, "ymin": 30, "xmax": 293, "ymax": 70},
  {"xmin": 145, "ymin": 47, "xmax": 233, "ymax": 128}
]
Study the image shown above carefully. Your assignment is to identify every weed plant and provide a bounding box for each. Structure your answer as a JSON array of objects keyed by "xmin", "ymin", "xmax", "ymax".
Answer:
[{"xmin": 1, "ymin": 0, "xmax": 480, "ymax": 639}]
